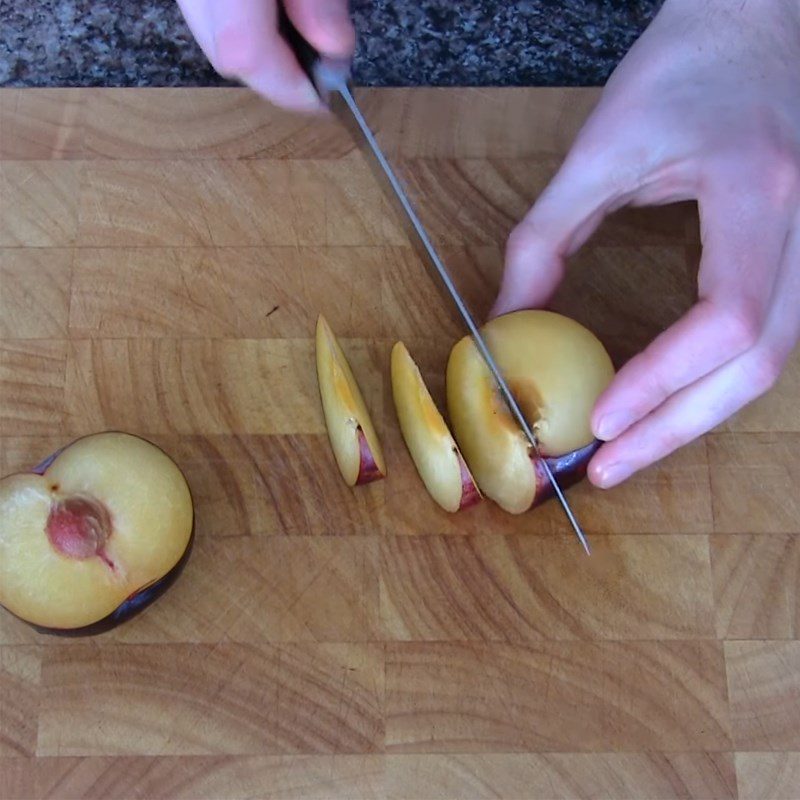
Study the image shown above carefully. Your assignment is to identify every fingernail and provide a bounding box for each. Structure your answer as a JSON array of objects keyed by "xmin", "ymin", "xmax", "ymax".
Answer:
[
  {"xmin": 595, "ymin": 410, "xmax": 634, "ymax": 441},
  {"xmin": 594, "ymin": 461, "xmax": 630, "ymax": 489}
]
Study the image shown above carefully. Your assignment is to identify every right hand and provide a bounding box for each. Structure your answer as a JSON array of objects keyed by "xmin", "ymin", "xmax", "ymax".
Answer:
[
  {"xmin": 491, "ymin": 0, "xmax": 800, "ymax": 489},
  {"xmin": 176, "ymin": 0, "xmax": 355, "ymax": 111}
]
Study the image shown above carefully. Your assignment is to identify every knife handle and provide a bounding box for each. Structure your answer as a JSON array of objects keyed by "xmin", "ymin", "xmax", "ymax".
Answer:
[
  {"xmin": 277, "ymin": 2, "xmax": 352, "ymax": 101},
  {"xmin": 277, "ymin": 4, "xmax": 320, "ymax": 83}
]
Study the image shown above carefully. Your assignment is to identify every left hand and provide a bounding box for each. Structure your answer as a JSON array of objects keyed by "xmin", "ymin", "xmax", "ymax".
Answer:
[{"xmin": 491, "ymin": 0, "xmax": 800, "ymax": 488}]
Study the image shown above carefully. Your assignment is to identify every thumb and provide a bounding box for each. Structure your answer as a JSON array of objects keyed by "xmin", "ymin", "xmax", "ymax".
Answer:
[{"xmin": 491, "ymin": 148, "xmax": 629, "ymax": 317}]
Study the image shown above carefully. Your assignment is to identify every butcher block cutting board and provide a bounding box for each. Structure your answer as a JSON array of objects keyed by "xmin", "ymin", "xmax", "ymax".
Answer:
[{"xmin": 1, "ymin": 87, "xmax": 799, "ymax": 800}]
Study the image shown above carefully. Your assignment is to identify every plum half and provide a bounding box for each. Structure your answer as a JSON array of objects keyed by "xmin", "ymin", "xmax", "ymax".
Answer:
[
  {"xmin": 0, "ymin": 432, "xmax": 194, "ymax": 634},
  {"xmin": 447, "ymin": 310, "xmax": 615, "ymax": 513}
]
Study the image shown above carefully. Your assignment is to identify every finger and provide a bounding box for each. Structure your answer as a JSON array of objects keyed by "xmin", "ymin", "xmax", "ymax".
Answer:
[
  {"xmin": 491, "ymin": 147, "xmax": 635, "ymax": 317},
  {"xmin": 588, "ymin": 345, "xmax": 781, "ymax": 487},
  {"xmin": 210, "ymin": 0, "xmax": 322, "ymax": 111},
  {"xmin": 589, "ymin": 219, "xmax": 800, "ymax": 488},
  {"xmin": 176, "ymin": 0, "xmax": 215, "ymax": 55},
  {"xmin": 284, "ymin": 0, "xmax": 355, "ymax": 56},
  {"xmin": 591, "ymin": 192, "xmax": 791, "ymax": 441}
]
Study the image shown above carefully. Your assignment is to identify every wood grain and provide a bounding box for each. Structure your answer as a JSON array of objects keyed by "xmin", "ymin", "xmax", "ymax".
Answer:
[
  {"xmin": 38, "ymin": 643, "xmax": 384, "ymax": 756},
  {"xmin": 0, "ymin": 162, "xmax": 81, "ymax": 246},
  {"xmin": 31, "ymin": 755, "xmax": 385, "ymax": 800},
  {"xmin": 81, "ymin": 87, "xmax": 407, "ymax": 162},
  {"xmin": 735, "ymin": 752, "xmax": 800, "ymax": 800},
  {"xmin": 0, "ymin": 87, "xmax": 600, "ymax": 162},
  {"xmin": 0, "ymin": 752, "xmax": 741, "ymax": 800},
  {"xmin": 726, "ymin": 642, "xmax": 800, "ymax": 750},
  {"xmin": 0, "ymin": 340, "xmax": 68, "ymax": 435},
  {"xmin": 0, "ymin": 249, "xmax": 72, "ymax": 339},
  {"xmin": 385, "ymin": 642, "xmax": 731, "ymax": 752},
  {"xmin": 0, "ymin": 89, "xmax": 85, "ymax": 160},
  {"xmin": 0, "ymin": 647, "xmax": 40, "ymax": 757},
  {"xmin": 0, "ymin": 758, "xmax": 34, "ymax": 800},
  {"xmin": 1, "ymin": 87, "xmax": 798, "ymax": 799},
  {"xmin": 711, "ymin": 534, "xmax": 799, "ymax": 639},
  {"xmin": 709, "ymin": 434, "xmax": 800, "ymax": 534},
  {"xmin": 63, "ymin": 338, "xmax": 384, "ymax": 437},
  {"xmin": 380, "ymin": 534, "xmax": 715, "ymax": 641},
  {"xmin": 68, "ymin": 247, "xmax": 391, "ymax": 339},
  {"xmin": 384, "ymin": 753, "xmax": 737, "ymax": 800},
  {"xmin": 77, "ymin": 159, "xmax": 406, "ymax": 248},
  {"xmin": 386, "ymin": 87, "xmax": 599, "ymax": 158},
  {"xmin": 83, "ymin": 88, "xmax": 362, "ymax": 161}
]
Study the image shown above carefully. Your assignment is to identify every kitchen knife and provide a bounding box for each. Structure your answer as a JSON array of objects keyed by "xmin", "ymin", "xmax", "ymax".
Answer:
[{"xmin": 278, "ymin": 7, "xmax": 592, "ymax": 554}]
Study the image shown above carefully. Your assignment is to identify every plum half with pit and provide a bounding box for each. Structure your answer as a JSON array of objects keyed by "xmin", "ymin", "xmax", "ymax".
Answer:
[
  {"xmin": 0, "ymin": 432, "xmax": 194, "ymax": 635},
  {"xmin": 446, "ymin": 310, "xmax": 615, "ymax": 513}
]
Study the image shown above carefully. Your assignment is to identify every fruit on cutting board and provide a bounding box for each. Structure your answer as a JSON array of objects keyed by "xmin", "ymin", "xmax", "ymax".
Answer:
[
  {"xmin": 391, "ymin": 341, "xmax": 481, "ymax": 512},
  {"xmin": 316, "ymin": 314, "xmax": 386, "ymax": 486},
  {"xmin": 0, "ymin": 432, "xmax": 194, "ymax": 634},
  {"xmin": 447, "ymin": 310, "xmax": 614, "ymax": 513}
]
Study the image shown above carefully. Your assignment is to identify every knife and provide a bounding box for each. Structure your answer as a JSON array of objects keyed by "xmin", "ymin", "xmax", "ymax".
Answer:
[{"xmin": 279, "ymin": 8, "xmax": 592, "ymax": 554}]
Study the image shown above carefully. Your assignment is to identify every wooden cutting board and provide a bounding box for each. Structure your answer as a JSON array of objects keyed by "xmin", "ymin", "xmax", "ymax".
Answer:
[{"xmin": 1, "ymin": 87, "xmax": 798, "ymax": 800}]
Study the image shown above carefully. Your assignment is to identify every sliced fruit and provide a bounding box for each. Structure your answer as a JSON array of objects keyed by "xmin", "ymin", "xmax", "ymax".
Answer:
[
  {"xmin": 391, "ymin": 341, "xmax": 481, "ymax": 512},
  {"xmin": 447, "ymin": 310, "xmax": 614, "ymax": 513},
  {"xmin": 315, "ymin": 314, "xmax": 386, "ymax": 486}
]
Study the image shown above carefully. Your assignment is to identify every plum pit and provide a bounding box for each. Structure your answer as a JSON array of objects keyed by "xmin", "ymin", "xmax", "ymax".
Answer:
[
  {"xmin": 490, "ymin": 378, "xmax": 545, "ymax": 440},
  {"xmin": 46, "ymin": 495, "xmax": 112, "ymax": 561}
]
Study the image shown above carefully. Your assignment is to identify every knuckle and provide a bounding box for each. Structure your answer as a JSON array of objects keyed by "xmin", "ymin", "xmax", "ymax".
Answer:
[
  {"xmin": 563, "ymin": 138, "xmax": 604, "ymax": 173},
  {"xmin": 506, "ymin": 221, "xmax": 534, "ymax": 257},
  {"xmin": 506, "ymin": 220, "xmax": 550, "ymax": 265},
  {"xmin": 503, "ymin": 219, "xmax": 565, "ymax": 302},
  {"xmin": 504, "ymin": 225, "xmax": 531, "ymax": 271},
  {"xmin": 743, "ymin": 127, "xmax": 800, "ymax": 207},
  {"xmin": 745, "ymin": 347, "xmax": 785, "ymax": 396},
  {"xmin": 568, "ymin": 140, "xmax": 634, "ymax": 192},
  {"xmin": 638, "ymin": 358, "xmax": 673, "ymax": 406},
  {"xmin": 758, "ymin": 152, "xmax": 800, "ymax": 207},
  {"xmin": 716, "ymin": 302, "xmax": 763, "ymax": 355}
]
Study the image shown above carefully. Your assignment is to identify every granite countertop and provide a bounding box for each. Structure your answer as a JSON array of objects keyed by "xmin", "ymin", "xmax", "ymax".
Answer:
[{"xmin": 1, "ymin": 1, "xmax": 663, "ymax": 88}]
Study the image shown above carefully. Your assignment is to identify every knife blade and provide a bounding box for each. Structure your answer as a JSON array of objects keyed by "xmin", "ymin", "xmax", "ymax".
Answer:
[{"xmin": 279, "ymin": 9, "xmax": 592, "ymax": 554}]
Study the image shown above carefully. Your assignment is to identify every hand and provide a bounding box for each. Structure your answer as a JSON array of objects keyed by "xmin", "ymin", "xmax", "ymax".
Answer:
[
  {"xmin": 176, "ymin": 0, "xmax": 355, "ymax": 111},
  {"xmin": 492, "ymin": 0, "xmax": 800, "ymax": 488}
]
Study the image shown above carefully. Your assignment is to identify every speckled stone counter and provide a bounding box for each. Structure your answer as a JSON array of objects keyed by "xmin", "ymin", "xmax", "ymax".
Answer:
[{"xmin": 1, "ymin": 1, "xmax": 664, "ymax": 88}]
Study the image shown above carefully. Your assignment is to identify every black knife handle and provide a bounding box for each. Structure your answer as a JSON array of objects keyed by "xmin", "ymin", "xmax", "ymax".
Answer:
[
  {"xmin": 277, "ymin": 3, "xmax": 322, "ymax": 87},
  {"xmin": 277, "ymin": 3, "xmax": 352, "ymax": 102}
]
